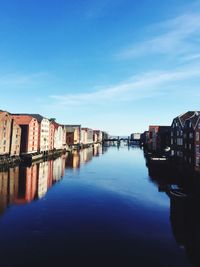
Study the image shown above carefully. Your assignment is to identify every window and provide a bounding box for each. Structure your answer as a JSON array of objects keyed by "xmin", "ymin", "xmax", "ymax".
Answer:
[
  {"xmin": 189, "ymin": 133, "xmax": 193, "ymax": 139},
  {"xmin": 171, "ymin": 139, "xmax": 173, "ymax": 145},
  {"xmin": 189, "ymin": 122, "xmax": 192, "ymax": 128},
  {"xmin": 196, "ymin": 145, "xmax": 199, "ymax": 154},
  {"xmin": 196, "ymin": 132, "xmax": 200, "ymax": 141},
  {"xmin": 177, "ymin": 138, "xmax": 183, "ymax": 145},
  {"xmin": 196, "ymin": 157, "xmax": 200, "ymax": 167},
  {"xmin": 189, "ymin": 144, "xmax": 192, "ymax": 150}
]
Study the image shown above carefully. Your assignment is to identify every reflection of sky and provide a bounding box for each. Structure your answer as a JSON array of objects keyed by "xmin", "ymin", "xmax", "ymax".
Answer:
[
  {"xmin": 64, "ymin": 147, "xmax": 169, "ymax": 209},
  {"xmin": 0, "ymin": 147, "xmax": 191, "ymax": 267}
]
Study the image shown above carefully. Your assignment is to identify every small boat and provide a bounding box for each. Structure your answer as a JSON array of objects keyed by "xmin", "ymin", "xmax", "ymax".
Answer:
[
  {"xmin": 168, "ymin": 185, "xmax": 188, "ymax": 199},
  {"xmin": 147, "ymin": 156, "xmax": 169, "ymax": 167}
]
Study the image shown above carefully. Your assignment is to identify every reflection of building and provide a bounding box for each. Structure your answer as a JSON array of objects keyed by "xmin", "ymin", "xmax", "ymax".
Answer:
[
  {"xmin": 48, "ymin": 160, "xmax": 53, "ymax": 188},
  {"xmin": 9, "ymin": 167, "xmax": 19, "ymax": 203},
  {"xmin": 53, "ymin": 157, "xmax": 63, "ymax": 182},
  {"xmin": 170, "ymin": 196, "xmax": 200, "ymax": 266},
  {"xmin": 93, "ymin": 144, "xmax": 102, "ymax": 157},
  {"xmin": 66, "ymin": 151, "xmax": 80, "ymax": 169},
  {"xmin": 81, "ymin": 147, "xmax": 93, "ymax": 164},
  {"xmin": 38, "ymin": 161, "xmax": 49, "ymax": 198},
  {"xmin": 0, "ymin": 170, "xmax": 9, "ymax": 215},
  {"xmin": 14, "ymin": 164, "xmax": 37, "ymax": 204},
  {"xmin": 0, "ymin": 155, "xmax": 66, "ymax": 216}
]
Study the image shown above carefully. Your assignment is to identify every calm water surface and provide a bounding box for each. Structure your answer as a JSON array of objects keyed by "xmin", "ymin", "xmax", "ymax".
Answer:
[{"xmin": 0, "ymin": 145, "xmax": 197, "ymax": 266}]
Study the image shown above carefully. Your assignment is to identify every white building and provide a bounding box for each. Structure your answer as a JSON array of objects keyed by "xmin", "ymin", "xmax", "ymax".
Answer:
[
  {"xmin": 53, "ymin": 122, "xmax": 63, "ymax": 150},
  {"xmin": 31, "ymin": 114, "xmax": 50, "ymax": 153}
]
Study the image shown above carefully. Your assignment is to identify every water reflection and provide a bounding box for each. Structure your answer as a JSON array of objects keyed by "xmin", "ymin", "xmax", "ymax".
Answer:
[
  {"xmin": 0, "ymin": 157, "xmax": 66, "ymax": 213},
  {"xmin": 145, "ymin": 151, "xmax": 200, "ymax": 267},
  {"xmin": 0, "ymin": 144, "xmax": 105, "ymax": 215}
]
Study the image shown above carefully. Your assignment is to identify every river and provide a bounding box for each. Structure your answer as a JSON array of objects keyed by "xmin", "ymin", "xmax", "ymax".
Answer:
[{"xmin": 0, "ymin": 144, "xmax": 196, "ymax": 266}]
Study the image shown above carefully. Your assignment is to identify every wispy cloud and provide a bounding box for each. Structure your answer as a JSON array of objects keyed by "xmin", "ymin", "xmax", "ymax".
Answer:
[
  {"xmin": 0, "ymin": 72, "xmax": 48, "ymax": 89},
  {"xmin": 116, "ymin": 11, "xmax": 200, "ymax": 60},
  {"xmin": 50, "ymin": 63, "xmax": 200, "ymax": 106}
]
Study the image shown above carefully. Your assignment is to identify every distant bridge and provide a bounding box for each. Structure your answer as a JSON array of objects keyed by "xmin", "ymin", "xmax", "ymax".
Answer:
[
  {"xmin": 104, "ymin": 136, "xmax": 141, "ymax": 144},
  {"xmin": 104, "ymin": 136, "xmax": 130, "ymax": 142}
]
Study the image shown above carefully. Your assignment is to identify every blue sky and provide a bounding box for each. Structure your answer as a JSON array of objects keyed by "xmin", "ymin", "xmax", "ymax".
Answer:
[{"xmin": 1, "ymin": 0, "xmax": 200, "ymax": 135}]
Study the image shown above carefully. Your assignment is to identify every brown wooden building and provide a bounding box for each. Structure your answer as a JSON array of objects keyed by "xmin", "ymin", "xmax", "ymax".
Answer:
[{"xmin": 12, "ymin": 115, "xmax": 39, "ymax": 154}]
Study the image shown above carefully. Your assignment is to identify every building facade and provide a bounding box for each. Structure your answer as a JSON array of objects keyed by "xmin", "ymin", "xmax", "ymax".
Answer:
[
  {"xmin": 148, "ymin": 126, "xmax": 170, "ymax": 153},
  {"xmin": 171, "ymin": 112, "xmax": 199, "ymax": 161},
  {"xmin": 12, "ymin": 115, "xmax": 39, "ymax": 154},
  {"xmin": 49, "ymin": 122, "xmax": 55, "ymax": 151},
  {"xmin": 81, "ymin": 128, "xmax": 93, "ymax": 145},
  {"xmin": 10, "ymin": 118, "xmax": 21, "ymax": 156},
  {"xmin": 195, "ymin": 116, "xmax": 200, "ymax": 171},
  {"xmin": 93, "ymin": 130, "xmax": 102, "ymax": 143},
  {"xmin": 65, "ymin": 125, "xmax": 81, "ymax": 146},
  {"xmin": 0, "ymin": 111, "xmax": 12, "ymax": 156}
]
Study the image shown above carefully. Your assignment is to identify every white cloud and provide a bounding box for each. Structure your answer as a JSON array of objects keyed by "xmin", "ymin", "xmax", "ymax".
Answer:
[
  {"xmin": 116, "ymin": 12, "xmax": 200, "ymax": 60},
  {"xmin": 50, "ymin": 64, "xmax": 200, "ymax": 106}
]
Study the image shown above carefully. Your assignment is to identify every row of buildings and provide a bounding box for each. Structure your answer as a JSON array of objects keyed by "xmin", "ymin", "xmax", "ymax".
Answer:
[
  {"xmin": 0, "ymin": 110, "xmax": 108, "ymax": 158},
  {"xmin": 140, "ymin": 111, "xmax": 200, "ymax": 171}
]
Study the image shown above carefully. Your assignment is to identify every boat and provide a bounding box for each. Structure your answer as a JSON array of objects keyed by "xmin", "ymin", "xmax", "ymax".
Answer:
[{"xmin": 168, "ymin": 185, "xmax": 188, "ymax": 199}]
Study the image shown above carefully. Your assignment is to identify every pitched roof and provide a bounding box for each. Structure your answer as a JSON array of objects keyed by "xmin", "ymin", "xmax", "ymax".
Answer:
[
  {"xmin": 12, "ymin": 113, "xmax": 45, "ymax": 123},
  {"xmin": 177, "ymin": 111, "xmax": 199, "ymax": 126},
  {"xmin": 29, "ymin": 114, "xmax": 44, "ymax": 122},
  {"xmin": 185, "ymin": 111, "xmax": 200, "ymax": 129},
  {"xmin": 11, "ymin": 115, "xmax": 33, "ymax": 125}
]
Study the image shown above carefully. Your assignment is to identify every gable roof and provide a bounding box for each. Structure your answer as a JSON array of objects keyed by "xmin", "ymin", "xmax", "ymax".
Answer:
[
  {"xmin": 11, "ymin": 115, "xmax": 33, "ymax": 125},
  {"xmin": 184, "ymin": 111, "xmax": 200, "ymax": 129},
  {"xmin": 12, "ymin": 113, "xmax": 45, "ymax": 123}
]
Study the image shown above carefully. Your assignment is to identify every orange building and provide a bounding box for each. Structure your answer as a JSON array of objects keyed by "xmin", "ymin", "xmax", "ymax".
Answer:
[
  {"xmin": 10, "ymin": 118, "xmax": 21, "ymax": 156},
  {"xmin": 49, "ymin": 122, "xmax": 55, "ymax": 151},
  {"xmin": 12, "ymin": 115, "xmax": 39, "ymax": 154},
  {"xmin": 0, "ymin": 111, "xmax": 12, "ymax": 155}
]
